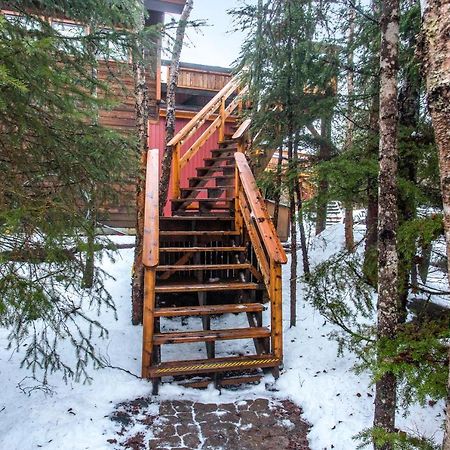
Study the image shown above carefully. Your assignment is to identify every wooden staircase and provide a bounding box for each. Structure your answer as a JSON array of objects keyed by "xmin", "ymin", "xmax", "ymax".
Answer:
[{"xmin": 141, "ymin": 78, "xmax": 287, "ymax": 393}]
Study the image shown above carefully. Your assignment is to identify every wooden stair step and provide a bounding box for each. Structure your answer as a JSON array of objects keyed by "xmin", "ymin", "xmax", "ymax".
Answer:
[
  {"xmin": 148, "ymin": 354, "xmax": 280, "ymax": 377},
  {"xmin": 171, "ymin": 198, "xmax": 233, "ymax": 203},
  {"xmin": 204, "ymin": 157, "xmax": 235, "ymax": 164},
  {"xmin": 154, "ymin": 302, "xmax": 264, "ymax": 317},
  {"xmin": 159, "ymin": 246, "xmax": 246, "ymax": 253},
  {"xmin": 172, "ymin": 211, "xmax": 233, "ymax": 217},
  {"xmin": 160, "ymin": 216, "xmax": 233, "ymax": 222},
  {"xmin": 219, "ymin": 139, "xmax": 237, "ymax": 146},
  {"xmin": 212, "ymin": 148, "xmax": 237, "ymax": 157},
  {"xmin": 177, "ymin": 374, "xmax": 262, "ymax": 389},
  {"xmin": 196, "ymin": 166, "xmax": 234, "ymax": 173},
  {"xmin": 180, "ymin": 187, "xmax": 234, "ymax": 197},
  {"xmin": 153, "ymin": 327, "xmax": 270, "ymax": 345},
  {"xmin": 156, "ymin": 263, "xmax": 252, "ymax": 272},
  {"xmin": 189, "ymin": 176, "xmax": 235, "ymax": 188},
  {"xmin": 189, "ymin": 175, "xmax": 234, "ymax": 181},
  {"xmin": 155, "ymin": 280, "xmax": 259, "ymax": 293},
  {"xmin": 160, "ymin": 230, "xmax": 239, "ymax": 237},
  {"xmin": 180, "ymin": 187, "xmax": 234, "ymax": 192}
]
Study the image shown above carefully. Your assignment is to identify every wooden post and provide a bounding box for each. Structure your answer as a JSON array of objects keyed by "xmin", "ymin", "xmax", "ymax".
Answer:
[
  {"xmin": 141, "ymin": 268, "xmax": 156, "ymax": 378},
  {"xmin": 219, "ymin": 97, "xmax": 226, "ymax": 143},
  {"xmin": 234, "ymin": 165, "xmax": 244, "ymax": 235},
  {"xmin": 270, "ymin": 260, "xmax": 283, "ymax": 360},
  {"xmin": 172, "ymin": 143, "xmax": 181, "ymax": 200}
]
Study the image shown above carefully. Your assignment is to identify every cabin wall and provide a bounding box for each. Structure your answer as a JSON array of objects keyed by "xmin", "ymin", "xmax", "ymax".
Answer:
[{"xmin": 97, "ymin": 62, "xmax": 158, "ymax": 132}]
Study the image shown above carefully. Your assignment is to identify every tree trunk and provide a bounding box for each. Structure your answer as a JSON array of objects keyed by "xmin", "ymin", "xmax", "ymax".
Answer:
[
  {"xmin": 293, "ymin": 135, "xmax": 310, "ymax": 277},
  {"xmin": 159, "ymin": 0, "xmax": 194, "ymax": 213},
  {"xmin": 315, "ymin": 116, "xmax": 331, "ymax": 235},
  {"xmin": 419, "ymin": 0, "xmax": 450, "ymax": 446},
  {"xmin": 397, "ymin": 3, "xmax": 420, "ymax": 323},
  {"xmin": 131, "ymin": 7, "xmax": 149, "ymax": 325},
  {"xmin": 344, "ymin": 204, "xmax": 354, "ymax": 252},
  {"xmin": 286, "ymin": 1, "xmax": 298, "ymax": 328},
  {"xmin": 364, "ymin": 0, "xmax": 382, "ymax": 284},
  {"xmin": 273, "ymin": 146, "xmax": 284, "ymax": 227},
  {"xmin": 364, "ymin": 97, "xmax": 380, "ymax": 285},
  {"xmin": 289, "ymin": 182, "xmax": 297, "ymax": 328},
  {"xmin": 344, "ymin": 6, "xmax": 355, "ymax": 253},
  {"xmin": 373, "ymin": 0, "xmax": 400, "ymax": 447}
]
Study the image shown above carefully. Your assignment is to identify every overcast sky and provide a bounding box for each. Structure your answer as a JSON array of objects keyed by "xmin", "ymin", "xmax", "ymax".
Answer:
[{"xmin": 165, "ymin": 0, "xmax": 252, "ymax": 69}]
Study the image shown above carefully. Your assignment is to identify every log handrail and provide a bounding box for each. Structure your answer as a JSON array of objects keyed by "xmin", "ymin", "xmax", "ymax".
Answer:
[
  {"xmin": 232, "ymin": 118, "xmax": 252, "ymax": 141},
  {"xmin": 235, "ymin": 152, "xmax": 287, "ymax": 266},
  {"xmin": 167, "ymin": 76, "xmax": 240, "ymax": 148},
  {"xmin": 142, "ymin": 148, "xmax": 159, "ymax": 267}
]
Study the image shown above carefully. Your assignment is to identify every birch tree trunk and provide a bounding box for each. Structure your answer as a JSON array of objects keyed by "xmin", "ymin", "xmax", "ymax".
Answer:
[
  {"xmin": 131, "ymin": 6, "xmax": 149, "ymax": 325},
  {"xmin": 344, "ymin": 5, "xmax": 355, "ymax": 253},
  {"xmin": 373, "ymin": 0, "xmax": 400, "ymax": 446},
  {"xmin": 159, "ymin": 0, "xmax": 194, "ymax": 212},
  {"xmin": 419, "ymin": 0, "xmax": 450, "ymax": 446}
]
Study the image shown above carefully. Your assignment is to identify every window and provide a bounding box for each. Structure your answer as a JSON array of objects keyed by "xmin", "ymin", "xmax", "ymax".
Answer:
[
  {"xmin": 95, "ymin": 29, "xmax": 129, "ymax": 62},
  {"xmin": 4, "ymin": 13, "xmax": 41, "ymax": 31},
  {"xmin": 51, "ymin": 20, "xmax": 85, "ymax": 51}
]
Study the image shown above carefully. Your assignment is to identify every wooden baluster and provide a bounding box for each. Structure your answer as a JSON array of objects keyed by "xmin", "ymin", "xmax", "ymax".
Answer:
[
  {"xmin": 237, "ymin": 136, "xmax": 245, "ymax": 154},
  {"xmin": 219, "ymin": 96, "xmax": 226, "ymax": 143},
  {"xmin": 172, "ymin": 143, "xmax": 181, "ymax": 200},
  {"xmin": 234, "ymin": 165, "xmax": 244, "ymax": 236},
  {"xmin": 270, "ymin": 260, "xmax": 283, "ymax": 361}
]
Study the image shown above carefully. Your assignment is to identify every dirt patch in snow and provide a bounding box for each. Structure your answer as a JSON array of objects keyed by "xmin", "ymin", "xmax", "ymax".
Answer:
[{"xmin": 108, "ymin": 397, "xmax": 311, "ymax": 450}]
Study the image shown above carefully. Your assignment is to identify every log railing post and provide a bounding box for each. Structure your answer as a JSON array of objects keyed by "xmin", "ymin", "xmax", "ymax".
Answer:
[
  {"xmin": 234, "ymin": 166, "xmax": 243, "ymax": 235},
  {"xmin": 270, "ymin": 260, "xmax": 283, "ymax": 360},
  {"xmin": 142, "ymin": 267, "xmax": 156, "ymax": 378},
  {"xmin": 172, "ymin": 143, "xmax": 181, "ymax": 200},
  {"xmin": 142, "ymin": 148, "xmax": 160, "ymax": 379}
]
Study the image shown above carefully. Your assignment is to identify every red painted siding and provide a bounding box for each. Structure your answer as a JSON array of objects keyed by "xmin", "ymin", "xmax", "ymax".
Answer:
[{"xmin": 149, "ymin": 118, "xmax": 234, "ymax": 216}]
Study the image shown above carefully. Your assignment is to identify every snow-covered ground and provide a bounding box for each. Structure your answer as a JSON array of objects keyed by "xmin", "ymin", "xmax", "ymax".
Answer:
[{"xmin": 0, "ymin": 226, "xmax": 445, "ymax": 450}]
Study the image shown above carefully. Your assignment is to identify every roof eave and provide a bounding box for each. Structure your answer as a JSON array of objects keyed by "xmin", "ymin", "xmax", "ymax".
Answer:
[{"xmin": 144, "ymin": 0, "xmax": 185, "ymax": 14}]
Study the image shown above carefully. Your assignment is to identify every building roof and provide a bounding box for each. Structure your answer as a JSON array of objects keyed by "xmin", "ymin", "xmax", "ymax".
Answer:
[
  {"xmin": 145, "ymin": 0, "xmax": 186, "ymax": 14},
  {"xmin": 161, "ymin": 60, "xmax": 232, "ymax": 75}
]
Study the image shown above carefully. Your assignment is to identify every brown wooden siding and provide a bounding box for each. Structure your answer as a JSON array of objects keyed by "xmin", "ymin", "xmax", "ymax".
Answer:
[
  {"xmin": 176, "ymin": 68, "xmax": 232, "ymax": 92},
  {"xmin": 98, "ymin": 61, "xmax": 158, "ymax": 132}
]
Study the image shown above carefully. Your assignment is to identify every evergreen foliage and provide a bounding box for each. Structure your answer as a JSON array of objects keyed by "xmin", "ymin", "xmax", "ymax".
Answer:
[{"xmin": 0, "ymin": 1, "xmax": 156, "ymax": 382}]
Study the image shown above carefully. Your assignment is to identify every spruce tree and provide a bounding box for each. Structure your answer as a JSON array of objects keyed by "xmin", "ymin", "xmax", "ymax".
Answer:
[
  {"xmin": 0, "ymin": 1, "xmax": 149, "ymax": 381},
  {"xmin": 233, "ymin": 0, "xmax": 337, "ymax": 325}
]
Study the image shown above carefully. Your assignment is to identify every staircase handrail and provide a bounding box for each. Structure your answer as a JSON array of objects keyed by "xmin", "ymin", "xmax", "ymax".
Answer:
[
  {"xmin": 235, "ymin": 152, "xmax": 287, "ymax": 266},
  {"xmin": 166, "ymin": 76, "xmax": 247, "ymax": 200},
  {"xmin": 143, "ymin": 148, "xmax": 160, "ymax": 267},
  {"xmin": 167, "ymin": 76, "xmax": 240, "ymax": 148}
]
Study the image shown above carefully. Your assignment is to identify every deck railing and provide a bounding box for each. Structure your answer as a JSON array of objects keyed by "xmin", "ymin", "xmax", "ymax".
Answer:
[
  {"xmin": 142, "ymin": 148, "xmax": 159, "ymax": 378},
  {"xmin": 234, "ymin": 151, "xmax": 287, "ymax": 360},
  {"xmin": 166, "ymin": 76, "xmax": 248, "ymax": 199}
]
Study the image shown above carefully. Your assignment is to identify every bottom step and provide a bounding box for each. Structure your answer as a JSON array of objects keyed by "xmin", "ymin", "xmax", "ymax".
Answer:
[
  {"xmin": 177, "ymin": 374, "xmax": 263, "ymax": 389},
  {"xmin": 148, "ymin": 355, "xmax": 280, "ymax": 377}
]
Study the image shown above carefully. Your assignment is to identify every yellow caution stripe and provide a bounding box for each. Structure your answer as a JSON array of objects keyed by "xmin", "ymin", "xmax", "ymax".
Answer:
[{"xmin": 153, "ymin": 358, "xmax": 279, "ymax": 375}]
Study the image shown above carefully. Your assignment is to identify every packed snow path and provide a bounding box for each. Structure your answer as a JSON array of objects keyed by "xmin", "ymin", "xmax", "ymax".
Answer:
[{"xmin": 0, "ymin": 225, "xmax": 444, "ymax": 449}]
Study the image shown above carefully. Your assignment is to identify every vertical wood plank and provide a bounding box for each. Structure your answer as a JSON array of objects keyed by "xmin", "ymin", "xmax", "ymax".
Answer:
[
  {"xmin": 234, "ymin": 170, "xmax": 244, "ymax": 237},
  {"xmin": 219, "ymin": 97, "xmax": 226, "ymax": 143},
  {"xmin": 142, "ymin": 268, "xmax": 156, "ymax": 378},
  {"xmin": 270, "ymin": 261, "xmax": 283, "ymax": 360},
  {"xmin": 172, "ymin": 143, "xmax": 181, "ymax": 199}
]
